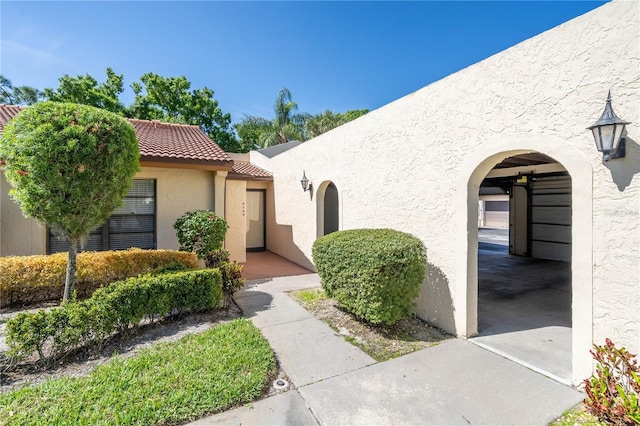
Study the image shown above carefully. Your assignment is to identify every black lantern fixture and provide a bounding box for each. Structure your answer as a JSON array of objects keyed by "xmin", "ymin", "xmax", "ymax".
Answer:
[
  {"xmin": 300, "ymin": 171, "xmax": 312, "ymax": 192},
  {"xmin": 587, "ymin": 91, "xmax": 630, "ymax": 161}
]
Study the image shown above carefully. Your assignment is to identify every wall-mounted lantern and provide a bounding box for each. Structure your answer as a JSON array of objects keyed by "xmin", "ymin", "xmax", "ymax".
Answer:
[
  {"xmin": 588, "ymin": 91, "xmax": 630, "ymax": 161},
  {"xmin": 300, "ymin": 171, "xmax": 312, "ymax": 193}
]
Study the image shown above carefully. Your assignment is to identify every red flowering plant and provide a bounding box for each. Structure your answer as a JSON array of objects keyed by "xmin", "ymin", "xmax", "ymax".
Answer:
[{"xmin": 584, "ymin": 338, "xmax": 640, "ymax": 425}]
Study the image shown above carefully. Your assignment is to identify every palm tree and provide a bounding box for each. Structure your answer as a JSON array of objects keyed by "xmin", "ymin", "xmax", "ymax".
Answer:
[
  {"xmin": 235, "ymin": 88, "xmax": 310, "ymax": 148},
  {"xmin": 304, "ymin": 110, "xmax": 343, "ymax": 139},
  {"xmin": 304, "ymin": 109, "xmax": 369, "ymax": 139}
]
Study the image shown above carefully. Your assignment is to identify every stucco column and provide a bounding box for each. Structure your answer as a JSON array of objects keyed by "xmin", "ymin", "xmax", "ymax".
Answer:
[{"xmin": 214, "ymin": 171, "xmax": 228, "ymax": 218}]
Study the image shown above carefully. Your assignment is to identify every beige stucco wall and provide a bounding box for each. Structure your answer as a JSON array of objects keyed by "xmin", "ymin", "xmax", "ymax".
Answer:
[
  {"xmin": 0, "ymin": 172, "xmax": 46, "ymax": 256},
  {"xmin": 225, "ymin": 179, "xmax": 247, "ymax": 263},
  {"xmin": 0, "ymin": 167, "xmax": 219, "ymax": 255},
  {"xmin": 134, "ymin": 167, "xmax": 217, "ymax": 251},
  {"xmin": 261, "ymin": 0, "xmax": 639, "ymax": 385}
]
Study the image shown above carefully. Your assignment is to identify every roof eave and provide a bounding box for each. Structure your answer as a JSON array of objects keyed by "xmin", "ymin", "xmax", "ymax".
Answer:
[
  {"xmin": 226, "ymin": 174, "xmax": 273, "ymax": 181},
  {"xmin": 140, "ymin": 156, "xmax": 233, "ymax": 171}
]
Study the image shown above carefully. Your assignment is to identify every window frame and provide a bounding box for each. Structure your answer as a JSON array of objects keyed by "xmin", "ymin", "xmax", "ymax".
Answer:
[{"xmin": 47, "ymin": 179, "xmax": 157, "ymax": 254}]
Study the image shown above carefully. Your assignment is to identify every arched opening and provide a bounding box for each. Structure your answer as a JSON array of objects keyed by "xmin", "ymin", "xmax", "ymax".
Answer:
[
  {"xmin": 316, "ymin": 181, "xmax": 340, "ymax": 238},
  {"xmin": 324, "ymin": 183, "xmax": 339, "ymax": 235},
  {"xmin": 458, "ymin": 141, "xmax": 593, "ymax": 386},
  {"xmin": 472, "ymin": 153, "xmax": 573, "ymax": 383}
]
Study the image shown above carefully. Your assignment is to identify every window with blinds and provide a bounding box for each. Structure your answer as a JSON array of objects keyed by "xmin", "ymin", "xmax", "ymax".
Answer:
[{"xmin": 48, "ymin": 180, "xmax": 156, "ymax": 253}]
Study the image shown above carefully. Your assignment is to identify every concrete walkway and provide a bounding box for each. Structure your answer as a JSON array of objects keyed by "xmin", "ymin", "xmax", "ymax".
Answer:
[{"xmin": 191, "ymin": 274, "xmax": 583, "ymax": 425}]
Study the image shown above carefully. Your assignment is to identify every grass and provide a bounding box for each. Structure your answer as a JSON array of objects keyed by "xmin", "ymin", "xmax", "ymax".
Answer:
[
  {"xmin": 0, "ymin": 318, "xmax": 275, "ymax": 426},
  {"xmin": 290, "ymin": 288, "xmax": 448, "ymax": 361},
  {"xmin": 550, "ymin": 404, "xmax": 603, "ymax": 425},
  {"xmin": 291, "ymin": 287, "xmax": 328, "ymax": 310}
]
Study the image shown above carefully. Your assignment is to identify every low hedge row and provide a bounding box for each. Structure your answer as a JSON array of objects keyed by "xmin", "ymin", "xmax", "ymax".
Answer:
[
  {"xmin": 4, "ymin": 269, "xmax": 223, "ymax": 366},
  {"xmin": 0, "ymin": 249, "xmax": 199, "ymax": 308},
  {"xmin": 312, "ymin": 228, "xmax": 426, "ymax": 325}
]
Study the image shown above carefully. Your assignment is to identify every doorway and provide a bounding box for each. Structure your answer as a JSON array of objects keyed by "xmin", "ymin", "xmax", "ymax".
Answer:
[{"xmin": 246, "ymin": 189, "xmax": 266, "ymax": 252}]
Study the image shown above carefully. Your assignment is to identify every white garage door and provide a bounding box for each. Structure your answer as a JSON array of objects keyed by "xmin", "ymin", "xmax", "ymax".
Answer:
[{"xmin": 530, "ymin": 176, "xmax": 571, "ymax": 262}]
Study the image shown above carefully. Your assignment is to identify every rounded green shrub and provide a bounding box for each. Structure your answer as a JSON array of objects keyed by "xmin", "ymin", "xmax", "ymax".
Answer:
[
  {"xmin": 174, "ymin": 210, "xmax": 228, "ymax": 266},
  {"xmin": 312, "ymin": 228, "xmax": 426, "ymax": 325}
]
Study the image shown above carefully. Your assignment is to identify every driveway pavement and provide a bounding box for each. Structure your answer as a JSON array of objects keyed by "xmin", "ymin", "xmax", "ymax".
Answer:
[{"xmin": 190, "ymin": 273, "xmax": 583, "ymax": 425}]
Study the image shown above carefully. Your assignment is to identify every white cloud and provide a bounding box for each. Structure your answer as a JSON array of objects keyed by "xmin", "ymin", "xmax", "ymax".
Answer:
[{"xmin": 1, "ymin": 38, "xmax": 69, "ymax": 66}]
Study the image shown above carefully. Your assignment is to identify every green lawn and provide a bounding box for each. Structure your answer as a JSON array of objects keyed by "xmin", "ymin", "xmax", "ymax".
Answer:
[{"xmin": 0, "ymin": 318, "xmax": 275, "ymax": 426}]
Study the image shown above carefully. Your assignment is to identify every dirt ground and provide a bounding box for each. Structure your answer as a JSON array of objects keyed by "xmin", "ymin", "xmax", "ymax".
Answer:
[{"xmin": 288, "ymin": 289, "xmax": 451, "ymax": 361}]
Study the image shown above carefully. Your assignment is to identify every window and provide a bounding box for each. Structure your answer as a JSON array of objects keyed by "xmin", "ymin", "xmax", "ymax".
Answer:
[{"xmin": 48, "ymin": 180, "xmax": 156, "ymax": 253}]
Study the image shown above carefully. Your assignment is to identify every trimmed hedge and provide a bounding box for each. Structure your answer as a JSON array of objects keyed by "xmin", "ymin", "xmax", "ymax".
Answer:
[
  {"xmin": 312, "ymin": 228, "xmax": 426, "ymax": 325},
  {"xmin": 0, "ymin": 249, "xmax": 199, "ymax": 308},
  {"xmin": 4, "ymin": 269, "xmax": 223, "ymax": 365}
]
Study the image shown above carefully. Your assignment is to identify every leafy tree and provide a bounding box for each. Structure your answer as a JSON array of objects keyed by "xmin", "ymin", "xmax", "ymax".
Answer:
[
  {"xmin": 0, "ymin": 102, "xmax": 139, "ymax": 301},
  {"xmin": 128, "ymin": 73, "xmax": 236, "ymax": 151},
  {"xmin": 235, "ymin": 88, "xmax": 310, "ymax": 149},
  {"xmin": 233, "ymin": 118, "xmax": 265, "ymax": 153},
  {"xmin": 0, "ymin": 75, "xmax": 42, "ymax": 105},
  {"xmin": 42, "ymin": 68, "xmax": 126, "ymax": 114},
  {"xmin": 304, "ymin": 109, "xmax": 369, "ymax": 139},
  {"xmin": 41, "ymin": 69, "xmax": 238, "ymax": 151}
]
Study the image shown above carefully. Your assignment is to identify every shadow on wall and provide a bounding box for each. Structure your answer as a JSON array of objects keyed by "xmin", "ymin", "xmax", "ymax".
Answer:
[
  {"xmin": 268, "ymin": 221, "xmax": 316, "ymax": 271},
  {"xmin": 415, "ymin": 262, "xmax": 455, "ymax": 335},
  {"xmin": 607, "ymin": 137, "xmax": 640, "ymax": 191}
]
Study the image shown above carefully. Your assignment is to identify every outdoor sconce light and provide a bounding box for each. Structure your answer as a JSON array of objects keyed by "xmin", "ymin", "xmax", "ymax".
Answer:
[
  {"xmin": 300, "ymin": 171, "xmax": 312, "ymax": 193},
  {"xmin": 588, "ymin": 91, "xmax": 630, "ymax": 162}
]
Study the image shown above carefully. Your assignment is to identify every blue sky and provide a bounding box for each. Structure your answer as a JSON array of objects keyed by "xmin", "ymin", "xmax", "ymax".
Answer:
[{"xmin": 1, "ymin": 1, "xmax": 606, "ymax": 124}]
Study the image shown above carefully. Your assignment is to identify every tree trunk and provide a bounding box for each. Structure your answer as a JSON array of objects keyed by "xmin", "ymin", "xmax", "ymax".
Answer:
[{"xmin": 63, "ymin": 239, "xmax": 78, "ymax": 302}]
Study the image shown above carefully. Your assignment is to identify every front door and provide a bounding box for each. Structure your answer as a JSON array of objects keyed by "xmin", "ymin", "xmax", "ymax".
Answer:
[{"xmin": 246, "ymin": 189, "xmax": 266, "ymax": 251}]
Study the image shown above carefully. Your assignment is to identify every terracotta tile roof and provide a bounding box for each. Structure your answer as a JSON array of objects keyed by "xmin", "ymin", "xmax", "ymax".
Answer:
[
  {"xmin": 0, "ymin": 104, "xmax": 24, "ymax": 133},
  {"xmin": 0, "ymin": 105, "xmax": 232, "ymax": 169},
  {"xmin": 228, "ymin": 161, "xmax": 273, "ymax": 181},
  {"xmin": 129, "ymin": 119, "xmax": 232, "ymax": 165}
]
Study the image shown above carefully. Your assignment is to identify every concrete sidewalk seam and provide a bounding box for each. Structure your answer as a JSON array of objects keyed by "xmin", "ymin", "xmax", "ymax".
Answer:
[
  {"xmin": 256, "ymin": 315, "xmax": 319, "ymax": 331},
  {"xmin": 295, "ymin": 360, "xmax": 378, "ymax": 388},
  {"xmin": 469, "ymin": 339, "xmax": 575, "ymax": 387}
]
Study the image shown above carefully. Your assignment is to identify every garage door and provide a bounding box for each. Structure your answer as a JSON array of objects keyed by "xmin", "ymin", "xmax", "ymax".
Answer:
[{"xmin": 530, "ymin": 176, "xmax": 571, "ymax": 262}]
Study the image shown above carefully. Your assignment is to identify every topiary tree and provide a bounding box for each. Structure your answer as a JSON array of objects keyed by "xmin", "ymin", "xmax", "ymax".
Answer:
[
  {"xmin": 0, "ymin": 101, "xmax": 139, "ymax": 301},
  {"xmin": 173, "ymin": 210, "xmax": 228, "ymax": 267}
]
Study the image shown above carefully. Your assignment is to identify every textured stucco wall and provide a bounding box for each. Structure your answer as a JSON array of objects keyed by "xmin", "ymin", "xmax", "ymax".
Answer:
[
  {"xmin": 263, "ymin": 0, "xmax": 639, "ymax": 384},
  {"xmin": 134, "ymin": 167, "xmax": 216, "ymax": 251},
  {"xmin": 0, "ymin": 172, "xmax": 46, "ymax": 256}
]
